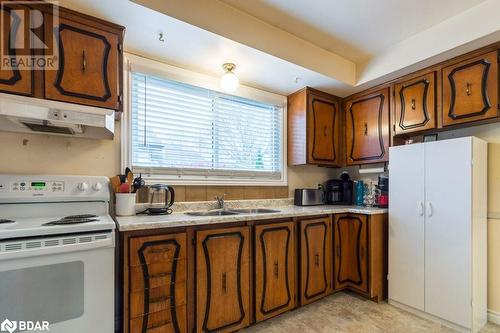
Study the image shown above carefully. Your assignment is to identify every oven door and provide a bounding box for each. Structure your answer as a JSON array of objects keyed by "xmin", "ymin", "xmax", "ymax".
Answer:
[{"xmin": 0, "ymin": 232, "xmax": 114, "ymax": 333}]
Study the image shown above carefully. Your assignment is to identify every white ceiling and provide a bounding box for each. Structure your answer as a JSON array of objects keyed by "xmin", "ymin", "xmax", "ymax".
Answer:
[
  {"xmin": 59, "ymin": 0, "xmax": 499, "ymax": 97},
  {"xmin": 220, "ymin": 0, "xmax": 488, "ymax": 63},
  {"xmin": 58, "ymin": 0, "xmax": 352, "ymax": 96}
]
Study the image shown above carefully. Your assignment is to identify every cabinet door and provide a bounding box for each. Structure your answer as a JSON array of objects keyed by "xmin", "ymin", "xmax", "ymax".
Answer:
[
  {"xmin": 307, "ymin": 92, "xmax": 341, "ymax": 165},
  {"xmin": 300, "ymin": 217, "xmax": 331, "ymax": 305},
  {"xmin": 424, "ymin": 138, "xmax": 472, "ymax": 328},
  {"xmin": 44, "ymin": 16, "xmax": 120, "ymax": 109},
  {"xmin": 394, "ymin": 72, "xmax": 437, "ymax": 135},
  {"xmin": 333, "ymin": 214, "xmax": 368, "ymax": 294},
  {"xmin": 345, "ymin": 88, "xmax": 390, "ymax": 165},
  {"xmin": 128, "ymin": 233, "xmax": 187, "ymax": 333},
  {"xmin": 255, "ymin": 221, "xmax": 295, "ymax": 322},
  {"xmin": 0, "ymin": 5, "xmax": 33, "ymax": 96},
  {"xmin": 388, "ymin": 143, "xmax": 425, "ymax": 311},
  {"xmin": 196, "ymin": 226, "xmax": 250, "ymax": 333},
  {"xmin": 442, "ymin": 51, "xmax": 498, "ymax": 126}
]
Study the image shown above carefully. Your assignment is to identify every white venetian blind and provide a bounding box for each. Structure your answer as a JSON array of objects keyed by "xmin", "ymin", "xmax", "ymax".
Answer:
[{"xmin": 130, "ymin": 72, "xmax": 283, "ymax": 180}]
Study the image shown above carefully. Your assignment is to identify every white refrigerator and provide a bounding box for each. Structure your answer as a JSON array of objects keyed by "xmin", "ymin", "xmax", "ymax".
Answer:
[{"xmin": 388, "ymin": 136, "xmax": 487, "ymax": 333}]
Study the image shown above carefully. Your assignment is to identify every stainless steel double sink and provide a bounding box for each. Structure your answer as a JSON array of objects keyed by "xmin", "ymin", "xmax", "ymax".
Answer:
[{"xmin": 185, "ymin": 208, "xmax": 280, "ymax": 216}]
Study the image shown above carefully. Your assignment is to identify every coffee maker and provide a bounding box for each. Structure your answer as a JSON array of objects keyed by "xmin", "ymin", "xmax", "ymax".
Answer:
[{"xmin": 325, "ymin": 172, "xmax": 353, "ymax": 205}]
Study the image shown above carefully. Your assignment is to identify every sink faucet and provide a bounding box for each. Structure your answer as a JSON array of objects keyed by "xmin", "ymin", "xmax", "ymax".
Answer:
[{"xmin": 215, "ymin": 194, "xmax": 226, "ymax": 210}]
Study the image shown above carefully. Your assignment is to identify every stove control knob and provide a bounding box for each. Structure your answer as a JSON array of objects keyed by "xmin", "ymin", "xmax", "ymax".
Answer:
[
  {"xmin": 77, "ymin": 182, "xmax": 89, "ymax": 191},
  {"xmin": 92, "ymin": 182, "xmax": 103, "ymax": 191}
]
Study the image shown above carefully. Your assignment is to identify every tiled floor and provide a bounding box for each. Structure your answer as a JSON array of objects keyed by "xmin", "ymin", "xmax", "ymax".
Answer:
[{"xmin": 243, "ymin": 292, "xmax": 500, "ymax": 333}]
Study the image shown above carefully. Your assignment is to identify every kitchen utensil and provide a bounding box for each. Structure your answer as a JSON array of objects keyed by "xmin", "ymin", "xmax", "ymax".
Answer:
[
  {"xmin": 110, "ymin": 176, "xmax": 122, "ymax": 193},
  {"xmin": 133, "ymin": 173, "xmax": 145, "ymax": 193}
]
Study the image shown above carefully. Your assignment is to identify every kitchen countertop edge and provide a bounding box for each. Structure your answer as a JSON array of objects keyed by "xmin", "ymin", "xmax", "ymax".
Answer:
[{"xmin": 115, "ymin": 205, "xmax": 388, "ymax": 232}]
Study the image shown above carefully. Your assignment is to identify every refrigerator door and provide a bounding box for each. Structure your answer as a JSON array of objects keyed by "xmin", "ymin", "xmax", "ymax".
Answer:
[
  {"xmin": 388, "ymin": 143, "xmax": 425, "ymax": 311},
  {"xmin": 424, "ymin": 137, "xmax": 472, "ymax": 329}
]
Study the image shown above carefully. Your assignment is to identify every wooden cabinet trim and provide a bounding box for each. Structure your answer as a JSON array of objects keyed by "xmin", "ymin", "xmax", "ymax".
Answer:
[
  {"xmin": 54, "ymin": 23, "xmax": 112, "ymax": 102},
  {"xmin": 446, "ymin": 58, "xmax": 492, "ymax": 120},
  {"xmin": 258, "ymin": 225, "xmax": 292, "ymax": 316},
  {"xmin": 303, "ymin": 221, "xmax": 328, "ymax": 300},
  {"xmin": 135, "ymin": 238, "xmax": 183, "ymax": 333},
  {"xmin": 200, "ymin": 230, "xmax": 246, "ymax": 332},
  {"xmin": 347, "ymin": 93, "xmax": 387, "ymax": 163},
  {"xmin": 0, "ymin": 7, "xmax": 22, "ymax": 86},
  {"xmin": 310, "ymin": 97, "xmax": 338, "ymax": 162},
  {"xmin": 397, "ymin": 78, "xmax": 431, "ymax": 130}
]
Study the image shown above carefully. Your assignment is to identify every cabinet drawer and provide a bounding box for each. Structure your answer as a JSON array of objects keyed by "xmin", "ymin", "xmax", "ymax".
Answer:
[
  {"xmin": 130, "ymin": 233, "xmax": 186, "ymax": 267},
  {"xmin": 130, "ymin": 281, "xmax": 186, "ymax": 319},
  {"xmin": 130, "ymin": 305, "xmax": 187, "ymax": 333},
  {"xmin": 130, "ymin": 260, "xmax": 186, "ymax": 292}
]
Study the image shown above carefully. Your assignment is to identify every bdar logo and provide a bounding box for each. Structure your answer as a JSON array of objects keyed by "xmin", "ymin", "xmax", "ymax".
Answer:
[{"xmin": 0, "ymin": 319, "xmax": 17, "ymax": 333}]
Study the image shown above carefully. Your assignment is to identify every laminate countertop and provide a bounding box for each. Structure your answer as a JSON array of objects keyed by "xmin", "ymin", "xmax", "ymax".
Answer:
[{"xmin": 115, "ymin": 201, "xmax": 387, "ymax": 232}]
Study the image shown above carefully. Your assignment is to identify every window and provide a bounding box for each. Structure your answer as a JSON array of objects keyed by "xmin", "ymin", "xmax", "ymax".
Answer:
[{"xmin": 129, "ymin": 71, "xmax": 285, "ymax": 184}]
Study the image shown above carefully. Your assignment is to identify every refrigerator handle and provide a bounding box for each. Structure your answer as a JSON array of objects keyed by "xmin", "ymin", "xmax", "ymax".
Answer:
[
  {"xmin": 418, "ymin": 201, "xmax": 424, "ymax": 216},
  {"xmin": 427, "ymin": 202, "xmax": 433, "ymax": 217}
]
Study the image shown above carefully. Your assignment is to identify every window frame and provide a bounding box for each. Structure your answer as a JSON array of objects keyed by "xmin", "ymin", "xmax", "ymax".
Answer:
[{"xmin": 122, "ymin": 53, "xmax": 288, "ymax": 186}]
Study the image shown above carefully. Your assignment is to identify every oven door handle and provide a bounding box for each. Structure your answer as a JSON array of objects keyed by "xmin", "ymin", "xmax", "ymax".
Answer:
[{"xmin": 0, "ymin": 233, "xmax": 114, "ymax": 261}]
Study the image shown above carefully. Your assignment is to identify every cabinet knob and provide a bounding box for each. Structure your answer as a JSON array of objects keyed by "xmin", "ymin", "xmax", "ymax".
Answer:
[
  {"xmin": 466, "ymin": 82, "xmax": 472, "ymax": 96},
  {"xmin": 274, "ymin": 261, "xmax": 279, "ymax": 278},
  {"xmin": 364, "ymin": 123, "xmax": 368, "ymax": 136},
  {"xmin": 411, "ymin": 99, "xmax": 416, "ymax": 110},
  {"xmin": 222, "ymin": 272, "xmax": 227, "ymax": 293},
  {"xmin": 323, "ymin": 126, "xmax": 328, "ymax": 137},
  {"xmin": 82, "ymin": 50, "xmax": 87, "ymax": 72},
  {"xmin": 314, "ymin": 253, "xmax": 320, "ymax": 266}
]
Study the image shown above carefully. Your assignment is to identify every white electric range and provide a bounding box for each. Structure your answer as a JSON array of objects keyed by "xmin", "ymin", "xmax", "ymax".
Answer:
[{"xmin": 0, "ymin": 175, "xmax": 116, "ymax": 333}]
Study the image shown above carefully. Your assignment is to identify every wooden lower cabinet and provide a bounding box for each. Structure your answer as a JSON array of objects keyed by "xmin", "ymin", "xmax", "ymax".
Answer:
[
  {"xmin": 196, "ymin": 226, "xmax": 250, "ymax": 333},
  {"xmin": 122, "ymin": 214, "xmax": 387, "ymax": 333},
  {"xmin": 333, "ymin": 214, "xmax": 388, "ymax": 301},
  {"xmin": 255, "ymin": 221, "xmax": 296, "ymax": 322},
  {"xmin": 299, "ymin": 217, "xmax": 332, "ymax": 305},
  {"xmin": 126, "ymin": 232, "xmax": 187, "ymax": 333}
]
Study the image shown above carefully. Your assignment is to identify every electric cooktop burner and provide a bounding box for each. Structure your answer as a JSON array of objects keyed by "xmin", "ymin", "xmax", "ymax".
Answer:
[
  {"xmin": 43, "ymin": 217, "xmax": 100, "ymax": 226},
  {"xmin": 0, "ymin": 219, "xmax": 15, "ymax": 224}
]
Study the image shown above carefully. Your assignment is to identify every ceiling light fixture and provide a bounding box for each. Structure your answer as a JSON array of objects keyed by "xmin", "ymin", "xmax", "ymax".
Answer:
[{"xmin": 220, "ymin": 63, "xmax": 239, "ymax": 93}]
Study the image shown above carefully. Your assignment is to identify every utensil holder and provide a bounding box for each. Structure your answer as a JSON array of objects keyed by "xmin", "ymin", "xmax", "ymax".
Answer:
[{"xmin": 115, "ymin": 193, "xmax": 136, "ymax": 216}]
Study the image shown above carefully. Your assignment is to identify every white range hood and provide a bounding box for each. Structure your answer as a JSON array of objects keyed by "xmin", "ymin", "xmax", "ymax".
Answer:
[{"xmin": 0, "ymin": 93, "xmax": 115, "ymax": 140}]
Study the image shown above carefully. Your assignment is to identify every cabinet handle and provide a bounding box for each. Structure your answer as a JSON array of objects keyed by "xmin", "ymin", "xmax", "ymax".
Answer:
[
  {"xmin": 222, "ymin": 272, "xmax": 227, "ymax": 293},
  {"xmin": 427, "ymin": 202, "xmax": 433, "ymax": 217},
  {"xmin": 149, "ymin": 295, "xmax": 170, "ymax": 304},
  {"xmin": 364, "ymin": 122, "xmax": 368, "ymax": 136},
  {"xmin": 82, "ymin": 50, "xmax": 87, "ymax": 72},
  {"xmin": 274, "ymin": 261, "xmax": 279, "ymax": 278},
  {"xmin": 315, "ymin": 253, "xmax": 320, "ymax": 266},
  {"xmin": 466, "ymin": 82, "xmax": 472, "ymax": 96},
  {"xmin": 149, "ymin": 272, "xmax": 171, "ymax": 279},
  {"xmin": 323, "ymin": 126, "xmax": 328, "ymax": 136},
  {"xmin": 411, "ymin": 99, "xmax": 416, "ymax": 110},
  {"xmin": 148, "ymin": 320, "xmax": 170, "ymax": 330},
  {"xmin": 148, "ymin": 247, "xmax": 170, "ymax": 254},
  {"xmin": 418, "ymin": 201, "xmax": 424, "ymax": 216}
]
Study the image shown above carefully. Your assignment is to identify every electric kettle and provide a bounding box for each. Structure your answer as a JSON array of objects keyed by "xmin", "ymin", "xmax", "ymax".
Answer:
[{"xmin": 144, "ymin": 184, "xmax": 175, "ymax": 215}]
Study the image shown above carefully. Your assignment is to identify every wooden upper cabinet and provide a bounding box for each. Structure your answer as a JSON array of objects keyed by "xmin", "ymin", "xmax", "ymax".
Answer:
[
  {"xmin": 44, "ymin": 14, "xmax": 123, "ymax": 110},
  {"xmin": 333, "ymin": 214, "xmax": 368, "ymax": 294},
  {"xmin": 0, "ymin": 5, "xmax": 33, "ymax": 96},
  {"xmin": 299, "ymin": 217, "xmax": 332, "ymax": 305},
  {"xmin": 442, "ymin": 51, "xmax": 499, "ymax": 126},
  {"xmin": 344, "ymin": 88, "xmax": 390, "ymax": 165},
  {"xmin": 288, "ymin": 87, "xmax": 341, "ymax": 166},
  {"xmin": 394, "ymin": 71, "xmax": 438, "ymax": 135},
  {"xmin": 255, "ymin": 221, "xmax": 295, "ymax": 322},
  {"xmin": 196, "ymin": 226, "xmax": 250, "ymax": 333}
]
